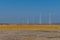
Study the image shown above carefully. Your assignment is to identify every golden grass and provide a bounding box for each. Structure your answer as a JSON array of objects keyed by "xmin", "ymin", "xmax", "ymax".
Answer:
[{"xmin": 0, "ymin": 24, "xmax": 60, "ymax": 30}]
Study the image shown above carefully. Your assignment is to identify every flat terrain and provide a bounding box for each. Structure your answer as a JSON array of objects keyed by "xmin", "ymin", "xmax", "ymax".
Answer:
[
  {"xmin": 0, "ymin": 30, "xmax": 60, "ymax": 40},
  {"xmin": 0, "ymin": 24, "xmax": 60, "ymax": 40},
  {"xmin": 0, "ymin": 24, "xmax": 60, "ymax": 30}
]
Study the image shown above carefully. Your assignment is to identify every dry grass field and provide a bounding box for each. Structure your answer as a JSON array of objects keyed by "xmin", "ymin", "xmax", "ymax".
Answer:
[
  {"xmin": 0, "ymin": 24, "xmax": 60, "ymax": 30},
  {"xmin": 0, "ymin": 24, "xmax": 60, "ymax": 40}
]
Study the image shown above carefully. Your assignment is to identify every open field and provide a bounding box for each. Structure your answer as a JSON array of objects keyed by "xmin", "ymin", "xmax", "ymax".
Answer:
[
  {"xmin": 0, "ymin": 24, "xmax": 60, "ymax": 30},
  {"xmin": 0, "ymin": 24, "xmax": 60, "ymax": 40},
  {"xmin": 0, "ymin": 30, "xmax": 60, "ymax": 40}
]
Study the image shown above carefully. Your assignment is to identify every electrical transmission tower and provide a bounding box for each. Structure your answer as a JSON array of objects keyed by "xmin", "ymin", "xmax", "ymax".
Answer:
[
  {"xmin": 49, "ymin": 13, "xmax": 51, "ymax": 24},
  {"xmin": 39, "ymin": 13, "xmax": 42, "ymax": 24}
]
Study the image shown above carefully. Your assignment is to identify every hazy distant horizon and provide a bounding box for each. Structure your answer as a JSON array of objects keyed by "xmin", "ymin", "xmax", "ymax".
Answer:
[{"xmin": 0, "ymin": 0, "xmax": 60, "ymax": 24}]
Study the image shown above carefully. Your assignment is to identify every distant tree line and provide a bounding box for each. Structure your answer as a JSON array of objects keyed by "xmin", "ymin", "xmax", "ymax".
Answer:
[
  {"xmin": 0, "ymin": 23, "xmax": 60, "ymax": 25},
  {"xmin": 0, "ymin": 23, "xmax": 10, "ymax": 25}
]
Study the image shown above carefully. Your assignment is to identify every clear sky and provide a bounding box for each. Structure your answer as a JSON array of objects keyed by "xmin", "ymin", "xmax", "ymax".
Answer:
[{"xmin": 0, "ymin": 0, "xmax": 60, "ymax": 24}]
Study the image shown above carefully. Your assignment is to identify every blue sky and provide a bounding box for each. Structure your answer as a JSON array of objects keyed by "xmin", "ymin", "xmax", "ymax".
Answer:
[{"xmin": 0, "ymin": 0, "xmax": 60, "ymax": 24}]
